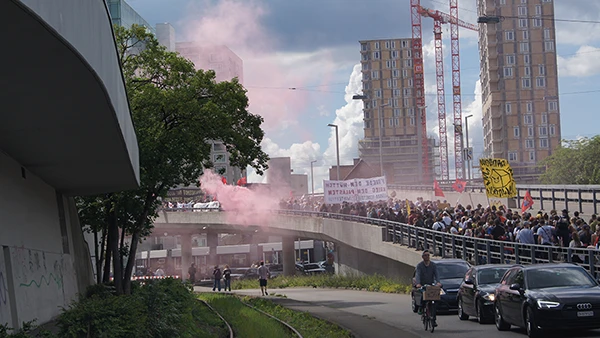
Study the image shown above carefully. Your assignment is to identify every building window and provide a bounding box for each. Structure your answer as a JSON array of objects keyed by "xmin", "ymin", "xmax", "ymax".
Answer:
[
  {"xmin": 544, "ymin": 41, "xmax": 555, "ymax": 51},
  {"xmin": 521, "ymin": 0, "xmax": 527, "ymax": 3},
  {"xmin": 402, "ymin": 69, "xmax": 408, "ymax": 78},
  {"xmin": 526, "ymin": 102, "xmax": 533, "ymax": 112},
  {"xmin": 500, "ymin": 0, "xmax": 506, "ymax": 4},
  {"xmin": 519, "ymin": 19, "xmax": 528, "ymax": 28},
  {"xmin": 522, "ymin": 78, "xmax": 531, "ymax": 88},
  {"xmin": 385, "ymin": 41, "xmax": 390, "ymax": 49},
  {"xmin": 410, "ymin": 117, "xmax": 416, "ymax": 125},
  {"xmin": 533, "ymin": 18, "xmax": 543, "ymax": 27},
  {"xmin": 505, "ymin": 102, "xmax": 512, "ymax": 114},
  {"xmin": 524, "ymin": 54, "xmax": 531, "ymax": 65},
  {"xmin": 362, "ymin": 54, "xmax": 369, "ymax": 61},
  {"xmin": 407, "ymin": 108, "xmax": 415, "ymax": 116},
  {"xmin": 549, "ymin": 124, "xmax": 556, "ymax": 135},
  {"xmin": 526, "ymin": 139, "xmax": 535, "ymax": 148},
  {"xmin": 528, "ymin": 127, "xmax": 534, "ymax": 137},
  {"xmin": 364, "ymin": 101, "xmax": 371, "ymax": 109},
  {"xmin": 506, "ymin": 55, "xmax": 516, "ymax": 65},
  {"xmin": 538, "ymin": 65, "xmax": 546, "ymax": 75},
  {"xmin": 509, "ymin": 152, "xmax": 518, "ymax": 161},
  {"xmin": 213, "ymin": 154, "xmax": 226, "ymax": 163},
  {"xmin": 514, "ymin": 126, "xmax": 520, "ymax": 138},
  {"xmin": 518, "ymin": 7, "xmax": 527, "ymax": 16},
  {"xmin": 524, "ymin": 66, "xmax": 531, "ymax": 77},
  {"xmin": 539, "ymin": 126, "xmax": 548, "ymax": 136},
  {"xmin": 544, "ymin": 28, "xmax": 551, "ymax": 40},
  {"xmin": 387, "ymin": 79, "xmax": 393, "ymax": 88},
  {"xmin": 376, "ymin": 89, "xmax": 382, "ymax": 98},
  {"xmin": 393, "ymin": 108, "xmax": 401, "ymax": 117},
  {"xmin": 407, "ymin": 50, "xmax": 412, "ymax": 58},
  {"xmin": 386, "ymin": 60, "xmax": 392, "ymax": 68},
  {"xmin": 522, "ymin": 30, "xmax": 529, "ymax": 40},
  {"xmin": 391, "ymin": 50, "xmax": 399, "ymax": 59},
  {"xmin": 503, "ymin": 67, "xmax": 514, "ymax": 77},
  {"xmin": 548, "ymin": 101, "xmax": 558, "ymax": 111},
  {"xmin": 361, "ymin": 43, "xmax": 368, "ymax": 51},
  {"xmin": 393, "ymin": 89, "xmax": 401, "ymax": 96},
  {"xmin": 505, "ymin": 31, "xmax": 515, "ymax": 40},
  {"xmin": 401, "ymin": 40, "xmax": 409, "ymax": 48},
  {"xmin": 405, "ymin": 59, "xmax": 413, "ymax": 67},
  {"xmin": 392, "ymin": 69, "xmax": 399, "ymax": 78},
  {"xmin": 541, "ymin": 113, "xmax": 548, "ymax": 124},
  {"xmin": 524, "ymin": 114, "xmax": 533, "ymax": 124},
  {"xmin": 393, "ymin": 99, "xmax": 399, "ymax": 107},
  {"xmin": 540, "ymin": 139, "xmax": 549, "ymax": 148},
  {"xmin": 529, "ymin": 151, "xmax": 536, "ymax": 161},
  {"xmin": 536, "ymin": 77, "xmax": 546, "ymax": 87},
  {"xmin": 403, "ymin": 88, "xmax": 412, "ymax": 96},
  {"xmin": 535, "ymin": 5, "xmax": 542, "ymax": 15},
  {"xmin": 403, "ymin": 98, "xmax": 411, "ymax": 107},
  {"xmin": 391, "ymin": 41, "xmax": 396, "ymax": 49},
  {"xmin": 520, "ymin": 42, "xmax": 529, "ymax": 52},
  {"xmin": 374, "ymin": 41, "xmax": 380, "ymax": 49},
  {"xmin": 408, "ymin": 78, "xmax": 413, "ymax": 87},
  {"xmin": 372, "ymin": 70, "xmax": 380, "ymax": 79},
  {"xmin": 365, "ymin": 121, "xmax": 371, "ymax": 128},
  {"xmin": 364, "ymin": 111, "xmax": 370, "ymax": 119},
  {"xmin": 390, "ymin": 118, "xmax": 399, "ymax": 127},
  {"xmin": 373, "ymin": 51, "xmax": 380, "ymax": 59}
]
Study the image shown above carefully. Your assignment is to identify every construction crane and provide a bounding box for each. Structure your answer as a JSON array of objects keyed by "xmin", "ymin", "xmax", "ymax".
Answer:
[{"xmin": 416, "ymin": 5, "xmax": 477, "ymax": 181}]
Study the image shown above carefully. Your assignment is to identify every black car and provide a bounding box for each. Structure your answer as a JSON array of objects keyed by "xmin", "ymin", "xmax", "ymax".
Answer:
[
  {"xmin": 457, "ymin": 264, "xmax": 513, "ymax": 324},
  {"xmin": 411, "ymin": 259, "xmax": 471, "ymax": 313},
  {"xmin": 494, "ymin": 263, "xmax": 600, "ymax": 338}
]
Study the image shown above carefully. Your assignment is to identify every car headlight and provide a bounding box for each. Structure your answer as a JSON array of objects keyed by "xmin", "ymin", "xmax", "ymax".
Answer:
[
  {"xmin": 483, "ymin": 293, "xmax": 495, "ymax": 302},
  {"xmin": 537, "ymin": 300, "xmax": 560, "ymax": 309},
  {"xmin": 439, "ymin": 288, "xmax": 446, "ymax": 295}
]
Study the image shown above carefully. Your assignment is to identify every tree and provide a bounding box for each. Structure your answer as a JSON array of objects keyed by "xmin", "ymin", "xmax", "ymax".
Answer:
[
  {"xmin": 539, "ymin": 136, "xmax": 600, "ymax": 185},
  {"xmin": 77, "ymin": 25, "xmax": 269, "ymax": 294}
]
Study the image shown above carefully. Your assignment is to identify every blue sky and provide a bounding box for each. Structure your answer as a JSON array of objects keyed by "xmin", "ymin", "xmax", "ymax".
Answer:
[{"xmin": 128, "ymin": 0, "xmax": 600, "ymax": 188}]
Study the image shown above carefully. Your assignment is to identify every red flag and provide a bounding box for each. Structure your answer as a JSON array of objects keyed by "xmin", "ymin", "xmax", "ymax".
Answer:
[
  {"xmin": 221, "ymin": 176, "xmax": 227, "ymax": 185},
  {"xmin": 433, "ymin": 180, "xmax": 445, "ymax": 197},
  {"xmin": 521, "ymin": 190, "xmax": 534, "ymax": 214},
  {"xmin": 452, "ymin": 178, "xmax": 467, "ymax": 193},
  {"xmin": 236, "ymin": 177, "xmax": 247, "ymax": 186}
]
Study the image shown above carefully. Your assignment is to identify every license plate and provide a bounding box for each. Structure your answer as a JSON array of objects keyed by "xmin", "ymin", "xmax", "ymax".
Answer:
[{"xmin": 577, "ymin": 311, "xmax": 594, "ymax": 317}]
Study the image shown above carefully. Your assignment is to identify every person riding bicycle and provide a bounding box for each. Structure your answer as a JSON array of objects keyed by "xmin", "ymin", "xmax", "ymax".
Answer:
[{"xmin": 415, "ymin": 250, "xmax": 442, "ymax": 327}]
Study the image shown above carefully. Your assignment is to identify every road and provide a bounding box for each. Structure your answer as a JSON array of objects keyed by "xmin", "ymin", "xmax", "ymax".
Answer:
[{"xmin": 231, "ymin": 287, "xmax": 600, "ymax": 338}]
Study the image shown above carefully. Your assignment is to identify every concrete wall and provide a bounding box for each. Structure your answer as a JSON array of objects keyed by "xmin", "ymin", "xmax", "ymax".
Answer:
[
  {"xmin": 335, "ymin": 243, "xmax": 414, "ymax": 284},
  {"xmin": 0, "ymin": 152, "xmax": 92, "ymax": 329}
]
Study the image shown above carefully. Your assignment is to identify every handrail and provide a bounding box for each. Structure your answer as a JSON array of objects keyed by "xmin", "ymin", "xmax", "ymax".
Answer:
[{"xmin": 272, "ymin": 210, "xmax": 600, "ymax": 278}]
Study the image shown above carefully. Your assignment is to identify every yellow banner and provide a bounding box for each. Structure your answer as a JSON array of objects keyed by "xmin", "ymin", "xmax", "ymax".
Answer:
[
  {"xmin": 479, "ymin": 158, "xmax": 517, "ymax": 198},
  {"xmin": 406, "ymin": 199, "xmax": 411, "ymax": 214}
]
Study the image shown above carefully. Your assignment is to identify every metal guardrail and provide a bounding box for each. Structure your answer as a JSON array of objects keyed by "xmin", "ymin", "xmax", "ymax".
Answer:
[{"xmin": 275, "ymin": 210, "xmax": 600, "ymax": 278}]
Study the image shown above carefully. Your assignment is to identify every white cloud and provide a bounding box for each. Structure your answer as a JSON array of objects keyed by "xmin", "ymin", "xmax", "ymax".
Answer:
[
  {"xmin": 554, "ymin": 1, "xmax": 600, "ymax": 46},
  {"xmin": 317, "ymin": 105, "xmax": 329, "ymax": 117},
  {"xmin": 557, "ymin": 45, "xmax": 600, "ymax": 77}
]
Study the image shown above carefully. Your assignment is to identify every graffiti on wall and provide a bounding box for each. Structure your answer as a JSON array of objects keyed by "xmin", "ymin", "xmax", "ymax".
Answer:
[{"xmin": 0, "ymin": 249, "xmax": 12, "ymax": 327}]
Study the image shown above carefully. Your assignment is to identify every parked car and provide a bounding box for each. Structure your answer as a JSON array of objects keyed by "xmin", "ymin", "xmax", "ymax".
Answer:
[
  {"xmin": 411, "ymin": 259, "xmax": 471, "ymax": 313},
  {"xmin": 267, "ymin": 264, "xmax": 283, "ymax": 278},
  {"xmin": 229, "ymin": 268, "xmax": 251, "ymax": 280},
  {"xmin": 457, "ymin": 264, "xmax": 513, "ymax": 324},
  {"xmin": 494, "ymin": 263, "xmax": 600, "ymax": 337},
  {"xmin": 296, "ymin": 262, "xmax": 327, "ymax": 275}
]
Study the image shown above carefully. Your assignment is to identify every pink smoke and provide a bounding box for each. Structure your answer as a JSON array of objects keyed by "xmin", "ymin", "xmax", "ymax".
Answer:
[
  {"xmin": 180, "ymin": 0, "xmax": 334, "ymax": 131},
  {"xmin": 199, "ymin": 170, "xmax": 280, "ymax": 225}
]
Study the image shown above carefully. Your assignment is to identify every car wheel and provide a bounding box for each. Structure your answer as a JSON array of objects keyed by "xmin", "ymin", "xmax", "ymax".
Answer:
[
  {"xmin": 526, "ymin": 306, "xmax": 542, "ymax": 338},
  {"xmin": 495, "ymin": 303, "xmax": 510, "ymax": 331},
  {"xmin": 477, "ymin": 300, "xmax": 489, "ymax": 324},
  {"xmin": 458, "ymin": 298, "xmax": 469, "ymax": 320},
  {"xmin": 411, "ymin": 295, "xmax": 419, "ymax": 313}
]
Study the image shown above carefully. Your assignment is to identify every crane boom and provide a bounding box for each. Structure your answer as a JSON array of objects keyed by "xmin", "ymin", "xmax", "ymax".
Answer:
[{"xmin": 450, "ymin": 0, "xmax": 464, "ymax": 180}]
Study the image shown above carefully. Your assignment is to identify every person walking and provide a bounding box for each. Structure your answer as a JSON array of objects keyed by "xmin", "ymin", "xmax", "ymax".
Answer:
[
  {"xmin": 212, "ymin": 265, "xmax": 222, "ymax": 291},
  {"xmin": 223, "ymin": 264, "xmax": 232, "ymax": 292},
  {"xmin": 257, "ymin": 261, "xmax": 270, "ymax": 296},
  {"xmin": 188, "ymin": 263, "xmax": 197, "ymax": 285}
]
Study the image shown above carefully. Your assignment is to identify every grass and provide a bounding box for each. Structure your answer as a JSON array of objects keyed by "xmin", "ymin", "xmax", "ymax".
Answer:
[
  {"xmin": 243, "ymin": 296, "xmax": 352, "ymax": 338},
  {"xmin": 198, "ymin": 293, "xmax": 294, "ymax": 338},
  {"xmin": 231, "ymin": 274, "xmax": 412, "ymax": 294}
]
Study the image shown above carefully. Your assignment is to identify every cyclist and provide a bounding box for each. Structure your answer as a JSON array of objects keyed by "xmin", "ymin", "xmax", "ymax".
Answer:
[{"xmin": 415, "ymin": 250, "xmax": 442, "ymax": 327}]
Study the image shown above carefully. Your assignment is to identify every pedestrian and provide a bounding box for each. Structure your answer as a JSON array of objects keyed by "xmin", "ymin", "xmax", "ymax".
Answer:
[
  {"xmin": 258, "ymin": 261, "xmax": 270, "ymax": 296},
  {"xmin": 212, "ymin": 265, "xmax": 222, "ymax": 291},
  {"xmin": 223, "ymin": 264, "xmax": 232, "ymax": 291},
  {"xmin": 188, "ymin": 263, "xmax": 197, "ymax": 285}
]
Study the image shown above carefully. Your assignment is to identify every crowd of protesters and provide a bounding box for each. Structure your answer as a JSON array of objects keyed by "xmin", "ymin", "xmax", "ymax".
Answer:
[{"xmin": 279, "ymin": 196, "xmax": 600, "ymax": 252}]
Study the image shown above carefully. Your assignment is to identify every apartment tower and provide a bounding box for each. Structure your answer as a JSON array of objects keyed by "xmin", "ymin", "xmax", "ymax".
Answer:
[
  {"xmin": 478, "ymin": 0, "xmax": 560, "ymax": 183},
  {"xmin": 359, "ymin": 39, "xmax": 437, "ymax": 185}
]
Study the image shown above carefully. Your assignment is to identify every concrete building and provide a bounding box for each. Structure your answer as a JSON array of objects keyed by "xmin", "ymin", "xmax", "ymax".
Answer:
[
  {"xmin": 176, "ymin": 42, "xmax": 244, "ymax": 84},
  {"xmin": 155, "ymin": 22, "xmax": 176, "ymax": 52},
  {"xmin": 358, "ymin": 39, "xmax": 438, "ymax": 185},
  {"xmin": 106, "ymin": 0, "xmax": 155, "ymax": 33},
  {"xmin": 290, "ymin": 174, "xmax": 309, "ymax": 197},
  {"xmin": 478, "ymin": 0, "xmax": 561, "ymax": 183},
  {"xmin": 2, "ymin": 0, "xmax": 139, "ymax": 329}
]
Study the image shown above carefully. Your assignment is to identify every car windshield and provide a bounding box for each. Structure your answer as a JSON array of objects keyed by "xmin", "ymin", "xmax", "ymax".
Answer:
[
  {"xmin": 478, "ymin": 268, "xmax": 509, "ymax": 285},
  {"xmin": 303, "ymin": 264, "xmax": 321, "ymax": 270},
  {"xmin": 526, "ymin": 267, "xmax": 597, "ymax": 289},
  {"xmin": 437, "ymin": 263, "xmax": 469, "ymax": 279}
]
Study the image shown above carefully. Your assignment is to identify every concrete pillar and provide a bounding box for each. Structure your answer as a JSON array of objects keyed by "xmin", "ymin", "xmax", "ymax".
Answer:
[
  {"xmin": 181, "ymin": 234, "xmax": 192, "ymax": 281},
  {"xmin": 282, "ymin": 236, "xmax": 296, "ymax": 276},
  {"xmin": 207, "ymin": 232, "xmax": 218, "ymax": 268}
]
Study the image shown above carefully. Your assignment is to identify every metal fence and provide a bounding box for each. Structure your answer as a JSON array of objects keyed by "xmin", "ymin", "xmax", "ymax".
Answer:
[{"xmin": 275, "ymin": 209, "xmax": 600, "ymax": 278}]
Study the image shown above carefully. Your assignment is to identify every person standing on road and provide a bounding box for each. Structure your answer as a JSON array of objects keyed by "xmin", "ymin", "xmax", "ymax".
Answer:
[
  {"xmin": 415, "ymin": 250, "xmax": 441, "ymax": 327},
  {"xmin": 212, "ymin": 265, "xmax": 222, "ymax": 292},
  {"xmin": 223, "ymin": 264, "xmax": 232, "ymax": 292},
  {"xmin": 188, "ymin": 263, "xmax": 197, "ymax": 285},
  {"xmin": 258, "ymin": 261, "xmax": 270, "ymax": 296}
]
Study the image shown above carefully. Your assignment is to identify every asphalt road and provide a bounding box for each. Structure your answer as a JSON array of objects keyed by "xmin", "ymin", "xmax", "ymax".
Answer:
[{"xmin": 231, "ymin": 287, "xmax": 600, "ymax": 338}]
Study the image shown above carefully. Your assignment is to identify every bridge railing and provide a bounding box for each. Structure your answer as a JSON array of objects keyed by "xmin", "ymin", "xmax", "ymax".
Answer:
[{"xmin": 274, "ymin": 209, "xmax": 600, "ymax": 278}]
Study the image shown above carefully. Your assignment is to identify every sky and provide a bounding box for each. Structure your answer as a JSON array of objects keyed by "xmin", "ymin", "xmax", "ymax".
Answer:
[{"xmin": 128, "ymin": 0, "xmax": 600, "ymax": 191}]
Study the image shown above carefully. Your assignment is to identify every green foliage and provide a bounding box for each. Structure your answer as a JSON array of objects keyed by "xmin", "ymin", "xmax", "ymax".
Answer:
[
  {"xmin": 57, "ymin": 278, "xmax": 227, "ymax": 338},
  {"xmin": 0, "ymin": 321, "xmax": 53, "ymax": 338},
  {"xmin": 231, "ymin": 274, "xmax": 412, "ymax": 294},
  {"xmin": 243, "ymin": 297, "xmax": 352, "ymax": 338},
  {"xmin": 198, "ymin": 293, "xmax": 293, "ymax": 338},
  {"xmin": 540, "ymin": 136, "xmax": 600, "ymax": 184}
]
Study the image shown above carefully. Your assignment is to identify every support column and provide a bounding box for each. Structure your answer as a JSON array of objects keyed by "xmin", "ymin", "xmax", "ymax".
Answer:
[
  {"xmin": 282, "ymin": 236, "xmax": 296, "ymax": 276},
  {"xmin": 181, "ymin": 234, "xmax": 192, "ymax": 281},
  {"xmin": 207, "ymin": 232, "xmax": 218, "ymax": 268}
]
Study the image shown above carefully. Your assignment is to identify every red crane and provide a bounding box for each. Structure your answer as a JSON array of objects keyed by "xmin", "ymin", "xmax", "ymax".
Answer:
[{"xmin": 416, "ymin": 5, "xmax": 477, "ymax": 181}]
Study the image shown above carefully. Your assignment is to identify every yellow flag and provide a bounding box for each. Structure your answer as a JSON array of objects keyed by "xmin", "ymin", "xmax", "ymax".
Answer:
[
  {"xmin": 406, "ymin": 199, "xmax": 411, "ymax": 214},
  {"xmin": 479, "ymin": 158, "xmax": 517, "ymax": 198}
]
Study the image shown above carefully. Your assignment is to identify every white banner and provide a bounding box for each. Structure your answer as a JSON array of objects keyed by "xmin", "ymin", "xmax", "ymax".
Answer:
[{"xmin": 323, "ymin": 176, "xmax": 388, "ymax": 204}]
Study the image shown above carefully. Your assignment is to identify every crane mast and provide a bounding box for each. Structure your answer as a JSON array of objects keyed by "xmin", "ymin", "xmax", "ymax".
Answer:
[{"xmin": 450, "ymin": 0, "xmax": 464, "ymax": 180}]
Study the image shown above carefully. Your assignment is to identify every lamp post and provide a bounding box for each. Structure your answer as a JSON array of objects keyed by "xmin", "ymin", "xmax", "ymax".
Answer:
[
  {"xmin": 327, "ymin": 124, "xmax": 340, "ymax": 180},
  {"xmin": 464, "ymin": 114, "xmax": 474, "ymax": 181},
  {"xmin": 310, "ymin": 160, "xmax": 317, "ymax": 196}
]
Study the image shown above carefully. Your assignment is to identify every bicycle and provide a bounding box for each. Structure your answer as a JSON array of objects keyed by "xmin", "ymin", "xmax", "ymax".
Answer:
[{"xmin": 419, "ymin": 285, "xmax": 441, "ymax": 333}]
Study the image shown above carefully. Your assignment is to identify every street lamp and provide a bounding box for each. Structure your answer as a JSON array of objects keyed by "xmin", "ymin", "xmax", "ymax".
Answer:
[
  {"xmin": 310, "ymin": 160, "xmax": 317, "ymax": 196},
  {"xmin": 464, "ymin": 114, "xmax": 474, "ymax": 181},
  {"xmin": 327, "ymin": 124, "xmax": 340, "ymax": 180}
]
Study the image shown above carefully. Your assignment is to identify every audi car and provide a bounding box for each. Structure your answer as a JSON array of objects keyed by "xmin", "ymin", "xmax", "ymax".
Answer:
[
  {"xmin": 494, "ymin": 263, "xmax": 600, "ymax": 338},
  {"xmin": 457, "ymin": 264, "xmax": 513, "ymax": 324},
  {"xmin": 411, "ymin": 259, "xmax": 471, "ymax": 313}
]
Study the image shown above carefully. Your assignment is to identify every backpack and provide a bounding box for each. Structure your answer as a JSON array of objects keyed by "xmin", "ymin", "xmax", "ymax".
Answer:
[
  {"xmin": 214, "ymin": 268, "xmax": 222, "ymax": 279},
  {"xmin": 557, "ymin": 216, "xmax": 569, "ymax": 232}
]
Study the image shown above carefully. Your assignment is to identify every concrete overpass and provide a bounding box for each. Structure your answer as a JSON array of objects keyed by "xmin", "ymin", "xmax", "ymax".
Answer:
[
  {"xmin": 154, "ymin": 211, "xmax": 422, "ymax": 282},
  {"xmin": 1, "ymin": 0, "xmax": 138, "ymax": 329}
]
